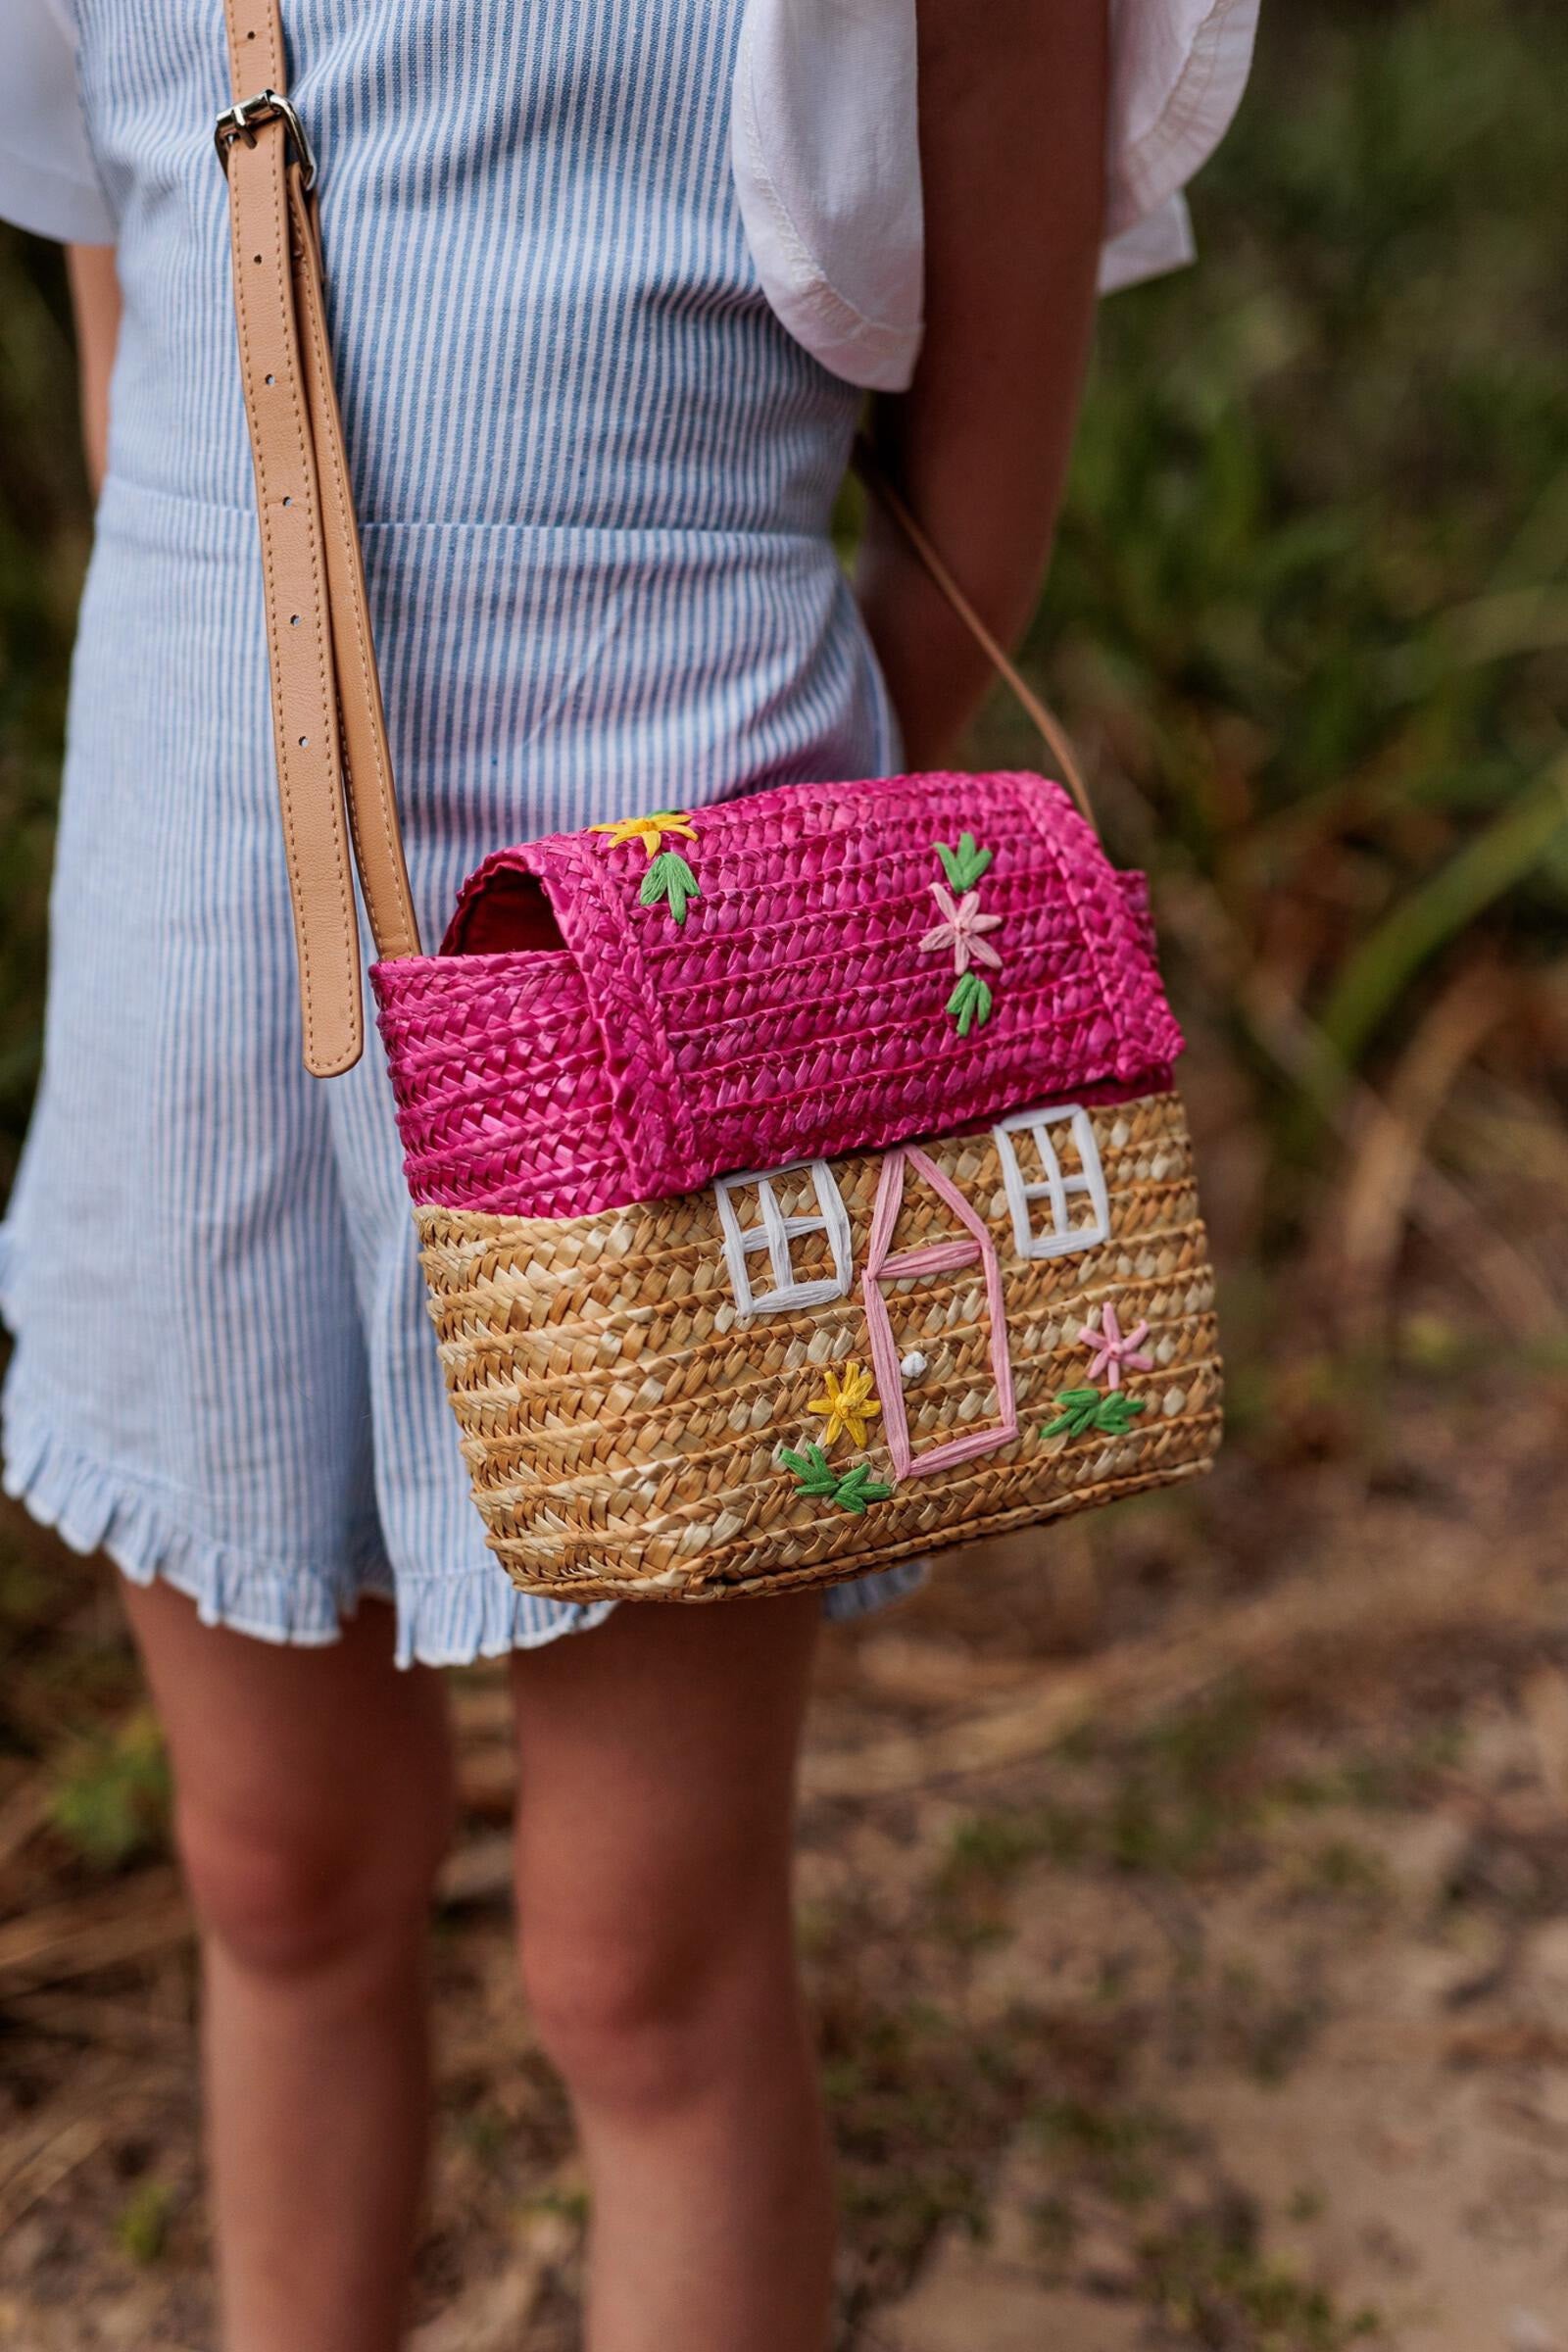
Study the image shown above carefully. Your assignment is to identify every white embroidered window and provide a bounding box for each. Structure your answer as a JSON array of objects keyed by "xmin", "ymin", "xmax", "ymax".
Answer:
[
  {"xmin": 994, "ymin": 1105, "xmax": 1110, "ymax": 1260},
  {"xmin": 713, "ymin": 1159, "xmax": 853, "ymax": 1316}
]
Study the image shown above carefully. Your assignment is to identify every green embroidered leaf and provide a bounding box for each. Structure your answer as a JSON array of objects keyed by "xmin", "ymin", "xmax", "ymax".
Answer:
[
  {"xmin": 830, "ymin": 1464, "xmax": 895, "ymax": 1514},
  {"xmin": 947, "ymin": 970, "xmax": 994, "ymax": 1037},
  {"xmin": 1046, "ymin": 1389, "xmax": 1101, "ymax": 1431},
  {"xmin": 1042, "ymin": 1387, "xmax": 1150, "ymax": 1440},
  {"xmin": 935, "ymin": 831, "xmax": 994, "ymax": 892},
  {"xmin": 1045, "ymin": 1392, "xmax": 1099, "ymax": 1439},
  {"xmin": 783, "ymin": 1446, "xmax": 893, "ymax": 1513},
  {"xmin": 1093, "ymin": 1394, "xmax": 1148, "ymax": 1435},
  {"xmin": 780, "ymin": 1443, "xmax": 839, "ymax": 1497},
  {"xmin": 639, "ymin": 849, "xmax": 701, "ymax": 925}
]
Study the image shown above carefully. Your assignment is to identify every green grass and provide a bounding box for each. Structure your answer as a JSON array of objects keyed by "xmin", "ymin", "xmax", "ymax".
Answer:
[
  {"xmin": 933, "ymin": 1680, "xmax": 1268, "ymax": 1922},
  {"xmin": 1139, "ymin": 2221, "xmax": 1383, "ymax": 2350},
  {"xmin": 1032, "ymin": 2096, "xmax": 1194, "ymax": 2214},
  {"xmin": 933, "ymin": 1680, "xmax": 1459, "ymax": 1967},
  {"xmin": 48, "ymin": 1706, "xmax": 172, "ymax": 1870},
  {"xmin": 824, "ymin": 1999, "xmax": 1026, "ymax": 2275},
  {"xmin": 114, "ymin": 2177, "xmax": 175, "ymax": 2266}
]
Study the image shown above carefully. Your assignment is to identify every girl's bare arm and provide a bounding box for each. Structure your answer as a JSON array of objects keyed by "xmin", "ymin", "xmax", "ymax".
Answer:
[
  {"xmin": 858, "ymin": 0, "xmax": 1109, "ymax": 767},
  {"xmin": 66, "ymin": 243, "xmax": 122, "ymax": 498}
]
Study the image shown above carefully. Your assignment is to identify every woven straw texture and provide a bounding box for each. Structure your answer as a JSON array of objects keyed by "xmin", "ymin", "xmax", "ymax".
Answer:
[
  {"xmin": 373, "ymin": 771, "xmax": 1184, "ymax": 1219},
  {"xmin": 413, "ymin": 1090, "xmax": 1221, "ymax": 1602}
]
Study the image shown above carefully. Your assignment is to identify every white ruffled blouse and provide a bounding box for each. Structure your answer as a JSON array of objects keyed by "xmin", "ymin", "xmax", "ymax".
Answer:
[{"xmin": 0, "ymin": 0, "xmax": 1258, "ymax": 392}]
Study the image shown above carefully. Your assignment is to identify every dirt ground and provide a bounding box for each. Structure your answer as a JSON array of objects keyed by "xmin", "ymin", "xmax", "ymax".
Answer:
[{"xmin": 2, "ymin": 1329, "xmax": 1566, "ymax": 2350}]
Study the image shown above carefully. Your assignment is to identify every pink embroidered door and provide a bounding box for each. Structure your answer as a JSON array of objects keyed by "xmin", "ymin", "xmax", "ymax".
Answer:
[{"xmin": 861, "ymin": 1148, "xmax": 1017, "ymax": 1480}]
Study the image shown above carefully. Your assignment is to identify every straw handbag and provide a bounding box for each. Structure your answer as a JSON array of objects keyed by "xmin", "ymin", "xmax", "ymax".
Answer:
[{"xmin": 215, "ymin": 0, "xmax": 1222, "ymax": 1604}]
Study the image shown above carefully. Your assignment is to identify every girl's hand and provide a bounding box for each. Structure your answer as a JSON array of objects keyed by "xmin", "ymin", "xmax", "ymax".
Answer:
[{"xmin": 857, "ymin": 0, "xmax": 1108, "ymax": 769}]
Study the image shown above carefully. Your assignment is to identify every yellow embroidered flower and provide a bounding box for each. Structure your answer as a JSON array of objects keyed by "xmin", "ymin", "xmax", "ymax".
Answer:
[
  {"xmin": 588, "ymin": 809, "xmax": 698, "ymax": 859},
  {"xmin": 807, "ymin": 1361, "xmax": 882, "ymax": 1451}
]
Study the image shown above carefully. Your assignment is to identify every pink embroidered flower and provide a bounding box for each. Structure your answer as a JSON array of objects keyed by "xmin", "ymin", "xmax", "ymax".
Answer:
[
  {"xmin": 1078, "ymin": 1302, "xmax": 1153, "ymax": 1391},
  {"xmin": 918, "ymin": 883, "xmax": 1003, "ymax": 976}
]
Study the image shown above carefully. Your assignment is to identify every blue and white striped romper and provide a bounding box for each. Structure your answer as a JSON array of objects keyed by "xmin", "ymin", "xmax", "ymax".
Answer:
[{"xmin": 0, "ymin": 0, "xmax": 923, "ymax": 1663}]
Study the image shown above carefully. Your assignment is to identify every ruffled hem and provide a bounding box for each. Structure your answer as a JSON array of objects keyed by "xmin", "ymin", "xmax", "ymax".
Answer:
[
  {"xmin": 0, "ymin": 1380, "xmax": 626, "ymax": 1665},
  {"xmin": 387, "ymin": 1572, "xmax": 619, "ymax": 1669},
  {"xmin": 0, "ymin": 1391, "xmax": 389, "ymax": 1649}
]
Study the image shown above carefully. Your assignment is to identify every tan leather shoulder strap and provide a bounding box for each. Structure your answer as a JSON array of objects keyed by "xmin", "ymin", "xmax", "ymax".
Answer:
[
  {"xmin": 287, "ymin": 185, "xmax": 422, "ymax": 967},
  {"xmin": 218, "ymin": 0, "xmax": 419, "ymax": 1076}
]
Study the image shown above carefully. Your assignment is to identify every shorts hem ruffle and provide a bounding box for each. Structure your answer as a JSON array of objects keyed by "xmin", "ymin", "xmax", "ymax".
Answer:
[
  {"xmin": 0, "ymin": 1386, "xmax": 386, "ymax": 1650},
  {"xmin": 386, "ymin": 1569, "xmax": 619, "ymax": 1668}
]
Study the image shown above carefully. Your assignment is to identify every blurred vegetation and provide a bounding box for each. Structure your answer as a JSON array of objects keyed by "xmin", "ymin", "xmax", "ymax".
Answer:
[{"xmin": 47, "ymin": 1707, "xmax": 172, "ymax": 1871}]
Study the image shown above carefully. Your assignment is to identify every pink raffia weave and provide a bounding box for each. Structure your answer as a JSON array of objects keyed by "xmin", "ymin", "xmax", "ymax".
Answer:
[{"xmin": 371, "ymin": 771, "xmax": 1221, "ymax": 1602}]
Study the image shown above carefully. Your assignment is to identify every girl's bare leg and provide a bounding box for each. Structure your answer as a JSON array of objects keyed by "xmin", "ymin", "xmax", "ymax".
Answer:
[
  {"xmin": 124, "ymin": 1579, "xmax": 455, "ymax": 2352},
  {"xmin": 509, "ymin": 1592, "xmax": 833, "ymax": 2352}
]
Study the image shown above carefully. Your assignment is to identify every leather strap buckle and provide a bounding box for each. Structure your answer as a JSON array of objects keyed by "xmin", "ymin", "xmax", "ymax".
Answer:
[{"xmin": 214, "ymin": 89, "xmax": 318, "ymax": 190}]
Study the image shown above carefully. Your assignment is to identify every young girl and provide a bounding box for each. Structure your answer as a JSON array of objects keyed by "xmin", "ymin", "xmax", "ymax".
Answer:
[{"xmin": 0, "ymin": 3, "xmax": 1255, "ymax": 2344}]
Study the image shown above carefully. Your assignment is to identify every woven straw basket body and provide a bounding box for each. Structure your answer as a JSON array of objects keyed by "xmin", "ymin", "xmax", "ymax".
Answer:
[{"xmin": 373, "ymin": 771, "xmax": 1222, "ymax": 1602}]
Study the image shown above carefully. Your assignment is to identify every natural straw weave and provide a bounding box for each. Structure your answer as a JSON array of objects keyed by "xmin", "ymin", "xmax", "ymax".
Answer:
[{"xmin": 415, "ymin": 1090, "xmax": 1221, "ymax": 1602}]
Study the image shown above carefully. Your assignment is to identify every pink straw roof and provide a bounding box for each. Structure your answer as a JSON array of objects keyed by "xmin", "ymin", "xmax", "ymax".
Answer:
[{"xmin": 374, "ymin": 770, "xmax": 1184, "ymax": 1218}]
